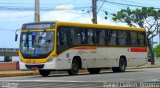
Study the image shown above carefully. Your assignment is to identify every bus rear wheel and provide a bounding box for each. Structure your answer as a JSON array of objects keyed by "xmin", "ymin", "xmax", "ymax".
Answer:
[
  {"xmin": 39, "ymin": 70, "xmax": 50, "ymax": 77},
  {"xmin": 88, "ymin": 68, "xmax": 101, "ymax": 74},
  {"xmin": 112, "ymin": 58, "xmax": 126, "ymax": 72},
  {"xmin": 68, "ymin": 59, "xmax": 79, "ymax": 75}
]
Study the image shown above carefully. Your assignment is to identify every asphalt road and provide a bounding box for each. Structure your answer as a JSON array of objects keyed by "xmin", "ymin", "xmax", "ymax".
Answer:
[{"xmin": 0, "ymin": 68, "xmax": 160, "ymax": 88}]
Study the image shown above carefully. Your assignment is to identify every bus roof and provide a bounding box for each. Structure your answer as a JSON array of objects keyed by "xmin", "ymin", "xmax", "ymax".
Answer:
[
  {"xmin": 56, "ymin": 21, "xmax": 146, "ymax": 32},
  {"xmin": 22, "ymin": 21, "xmax": 146, "ymax": 32}
]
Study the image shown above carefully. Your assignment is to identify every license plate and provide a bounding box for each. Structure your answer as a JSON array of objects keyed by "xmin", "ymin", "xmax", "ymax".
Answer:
[{"xmin": 31, "ymin": 67, "xmax": 38, "ymax": 70}]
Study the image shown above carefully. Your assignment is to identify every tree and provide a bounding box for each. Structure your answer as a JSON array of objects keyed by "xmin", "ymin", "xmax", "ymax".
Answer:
[
  {"xmin": 106, "ymin": 7, "xmax": 160, "ymax": 65},
  {"xmin": 154, "ymin": 44, "xmax": 160, "ymax": 58}
]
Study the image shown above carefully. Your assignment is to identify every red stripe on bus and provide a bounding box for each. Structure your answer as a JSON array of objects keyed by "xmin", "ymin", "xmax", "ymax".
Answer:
[{"xmin": 130, "ymin": 48, "xmax": 147, "ymax": 52}]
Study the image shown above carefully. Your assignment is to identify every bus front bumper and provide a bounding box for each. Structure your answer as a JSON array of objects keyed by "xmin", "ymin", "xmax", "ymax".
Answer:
[{"xmin": 19, "ymin": 59, "xmax": 59, "ymax": 70}]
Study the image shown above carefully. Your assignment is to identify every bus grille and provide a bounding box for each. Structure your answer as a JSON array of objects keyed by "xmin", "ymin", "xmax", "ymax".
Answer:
[{"xmin": 25, "ymin": 64, "xmax": 44, "ymax": 69}]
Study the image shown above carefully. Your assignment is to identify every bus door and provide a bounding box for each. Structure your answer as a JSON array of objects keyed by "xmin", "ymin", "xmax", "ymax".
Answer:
[{"xmin": 57, "ymin": 27, "xmax": 70, "ymax": 69}]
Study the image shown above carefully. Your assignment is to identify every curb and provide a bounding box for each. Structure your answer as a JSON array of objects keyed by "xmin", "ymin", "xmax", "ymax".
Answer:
[
  {"xmin": 1, "ymin": 66, "xmax": 160, "ymax": 77},
  {"xmin": 0, "ymin": 71, "xmax": 39, "ymax": 77},
  {"xmin": 127, "ymin": 65, "xmax": 160, "ymax": 69},
  {"xmin": 0, "ymin": 70, "xmax": 88, "ymax": 77}
]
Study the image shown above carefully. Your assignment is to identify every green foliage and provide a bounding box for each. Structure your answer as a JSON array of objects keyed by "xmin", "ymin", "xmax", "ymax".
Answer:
[
  {"xmin": 154, "ymin": 44, "xmax": 160, "ymax": 57},
  {"xmin": 148, "ymin": 44, "xmax": 160, "ymax": 58},
  {"xmin": 110, "ymin": 7, "xmax": 160, "ymax": 28}
]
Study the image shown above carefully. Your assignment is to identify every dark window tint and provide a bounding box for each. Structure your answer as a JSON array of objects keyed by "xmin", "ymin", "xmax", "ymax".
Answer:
[
  {"xmin": 88, "ymin": 29, "xmax": 94, "ymax": 45},
  {"xmin": 81, "ymin": 29, "xmax": 88, "ymax": 45},
  {"xmin": 94, "ymin": 30, "xmax": 100, "ymax": 45},
  {"xmin": 99, "ymin": 30, "xmax": 105, "ymax": 45},
  {"xmin": 130, "ymin": 32, "xmax": 137, "ymax": 46},
  {"xmin": 57, "ymin": 27, "xmax": 69, "ymax": 53},
  {"xmin": 138, "ymin": 32, "xmax": 146, "ymax": 46},
  {"xmin": 107, "ymin": 30, "xmax": 117, "ymax": 46},
  {"xmin": 70, "ymin": 27, "xmax": 81, "ymax": 45},
  {"xmin": 117, "ymin": 31, "xmax": 127, "ymax": 46}
]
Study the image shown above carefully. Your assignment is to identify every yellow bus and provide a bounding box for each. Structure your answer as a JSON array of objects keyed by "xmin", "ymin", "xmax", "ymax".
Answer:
[{"xmin": 16, "ymin": 21, "xmax": 147, "ymax": 77}]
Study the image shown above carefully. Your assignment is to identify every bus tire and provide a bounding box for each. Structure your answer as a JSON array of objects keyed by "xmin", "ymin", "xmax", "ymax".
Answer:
[
  {"xmin": 68, "ymin": 59, "xmax": 79, "ymax": 75},
  {"xmin": 112, "ymin": 58, "xmax": 126, "ymax": 72},
  {"xmin": 39, "ymin": 70, "xmax": 50, "ymax": 77},
  {"xmin": 88, "ymin": 68, "xmax": 101, "ymax": 74}
]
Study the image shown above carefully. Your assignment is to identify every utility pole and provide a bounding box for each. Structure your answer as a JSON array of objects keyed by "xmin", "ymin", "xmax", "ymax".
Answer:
[
  {"xmin": 35, "ymin": 0, "xmax": 40, "ymax": 22},
  {"xmin": 92, "ymin": 0, "xmax": 97, "ymax": 24}
]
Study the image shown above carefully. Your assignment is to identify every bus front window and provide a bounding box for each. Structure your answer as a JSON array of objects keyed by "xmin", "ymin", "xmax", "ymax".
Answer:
[{"xmin": 20, "ymin": 31, "xmax": 54, "ymax": 58}]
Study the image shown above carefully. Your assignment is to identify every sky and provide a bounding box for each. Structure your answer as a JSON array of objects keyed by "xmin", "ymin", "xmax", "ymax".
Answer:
[{"xmin": 0, "ymin": 0, "xmax": 160, "ymax": 48}]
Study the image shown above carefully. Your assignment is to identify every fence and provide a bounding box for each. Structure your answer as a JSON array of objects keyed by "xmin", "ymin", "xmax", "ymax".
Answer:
[{"xmin": 0, "ymin": 61, "xmax": 19, "ymax": 71}]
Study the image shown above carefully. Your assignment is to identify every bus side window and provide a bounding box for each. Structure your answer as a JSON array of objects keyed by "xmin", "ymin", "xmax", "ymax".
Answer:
[
  {"xmin": 138, "ymin": 32, "xmax": 145, "ymax": 46},
  {"xmin": 99, "ymin": 29, "xmax": 105, "ymax": 45},
  {"xmin": 70, "ymin": 27, "xmax": 81, "ymax": 45},
  {"xmin": 59, "ymin": 31, "xmax": 65, "ymax": 45},
  {"xmin": 106, "ymin": 30, "xmax": 109, "ymax": 45},
  {"xmin": 117, "ymin": 30, "xmax": 127, "ymax": 46},
  {"xmin": 81, "ymin": 29, "xmax": 88, "ymax": 45},
  {"xmin": 94, "ymin": 30, "xmax": 100, "ymax": 45},
  {"xmin": 127, "ymin": 31, "xmax": 131, "ymax": 46},
  {"xmin": 57, "ymin": 32, "xmax": 60, "ymax": 47},
  {"xmin": 130, "ymin": 32, "xmax": 138, "ymax": 46},
  {"xmin": 57, "ymin": 27, "xmax": 69, "ymax": 53},
  {"xmin": 108, "ymin": 30, "xmax": 117, "ymax": 46},
  {"xmin": 88, "ymin": 29, "xmax": 94, "ymax": 45}
]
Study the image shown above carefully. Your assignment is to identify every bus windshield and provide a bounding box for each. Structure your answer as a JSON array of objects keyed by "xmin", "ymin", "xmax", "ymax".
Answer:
[{"xmin": 20, "ymin": 31, "xmax": 54, "ymax": 58}]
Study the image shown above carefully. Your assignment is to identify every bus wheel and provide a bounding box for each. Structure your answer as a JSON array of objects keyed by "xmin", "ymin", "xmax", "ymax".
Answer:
[
  {"xmin": 88, "ymin": 68, "xmax": 101, "ymax": 74},
  {"xmin": 39, "ymin": 70, "xmax": 50, "ymax": 77},
  {"xmin": 112, "ymin": 58, "xmax": 126, "ymax": 72},
  {"xmin": 68, "ymin": 59, "xmax": 79, "ymax": 75}
]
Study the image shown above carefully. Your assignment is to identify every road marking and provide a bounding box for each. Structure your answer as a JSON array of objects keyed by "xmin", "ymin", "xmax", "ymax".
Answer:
[
  {"xmin": 0, "ymin": 80, "xmax": 104, "ymax": 83},
  {"xmin": 0, "ymin": 81, "xmax": 103, "ymax": 88}
]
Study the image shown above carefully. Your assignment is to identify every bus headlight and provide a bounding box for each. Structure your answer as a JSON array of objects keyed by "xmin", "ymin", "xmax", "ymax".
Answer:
[{"xmin": 48, "ymin": 56, "xmax": 54, "ymax": 62}]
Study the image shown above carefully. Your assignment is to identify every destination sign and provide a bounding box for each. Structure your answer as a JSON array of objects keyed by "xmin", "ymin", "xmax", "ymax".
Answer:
[{"xmin": 22, "ymin": 22, "xmax": 55, "ymax": 30}]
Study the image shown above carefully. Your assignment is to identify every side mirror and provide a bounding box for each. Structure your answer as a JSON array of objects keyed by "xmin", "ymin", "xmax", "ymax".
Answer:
[
  {"xmin": 15, "ymin": 29, "xmax": 20, "ymax": 42},
  {"xmin": 15, "ymin": 34, "xmax": 18, "ymax": 41}
]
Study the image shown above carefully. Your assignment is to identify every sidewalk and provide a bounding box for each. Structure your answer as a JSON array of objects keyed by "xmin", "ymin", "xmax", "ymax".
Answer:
[
  {"xmin": 127, "ymin": 61, "xmax": 160, "ymax": 69},
  {"xmin": 1, "ymin": 61, "xmax": 160, "ymax": 77}
]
